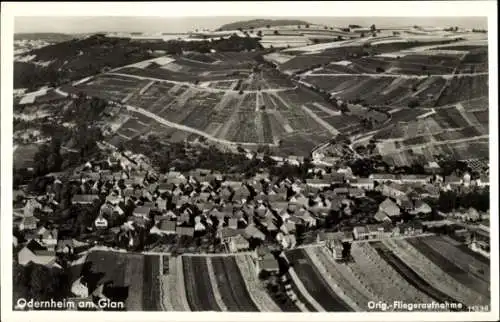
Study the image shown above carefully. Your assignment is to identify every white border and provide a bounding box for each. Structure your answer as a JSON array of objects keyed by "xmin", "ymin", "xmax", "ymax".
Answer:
[{"xmin": 1, "ymin": 2, "xmax": 498, "ymax": 322}]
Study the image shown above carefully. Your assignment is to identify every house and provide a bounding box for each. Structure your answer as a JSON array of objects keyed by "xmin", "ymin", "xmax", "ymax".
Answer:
[
  {"xmin": 374, "ymin": 211, "xmax": 391, "ymax": 223},
  {"xmin": 228, "ymin": 218, "xmax": 238, "ymax": 229},
  {"xmin": 228, "ymin": 234, "xmax": 250, "ymax": 252},
  {"xmin": 369, "ymin": 173, "xmax": 398, "ymax": 183},
  {"xmin": 24, "ymin": 198, "xmax": 42, "ymax": 217},
  {"xmin": 72, "ymin": 194, "xmax": 100, "ymax": 205},
  {"xmin": 176, "ymin": 226, "xmax": 195, "ymax": 237},
  {"xmin": 95, "ymin": 215, "xmax": 108, "ymax": 229},
  {"xmin": 305, "ymin": 178, "xmax": 330, "ymax": 188},
  {"xmin": 348, "ymin": 188, "xmax": 365, "ymax": 198},
  {"xmin": 18, "ymin": 239, "xmax": 57, "ymax": 266},
  {"xmin": 333, "ymin": 187, "xmax": 349, "ymax": 196},
  {"xmin": 410, "ymin": 200, "xmax": 432, "ymax": 215},
  {"xmin": 133, "ymin": 206, "xmax": 151, "ymax": 220},
  {"xmin": 36, "ymin": 227, "xmax": 58, "ymax": 248},
  {"xmin": 278, "ymin": 233, "xmax": 297, "ymax": 249},
  {"xmin": 325, "ymin": 238, "xmax": 343, "ymax": 260},
  {"xmin": 56, "ymin": 239, "xmax": 74, "ymax": 255},
  {"xmin": 244, "ymin": 224, "xmax": 266, "ymax": 240},
  {"xmin": 400, "ymin": 175, "xmax": 430, "ymax": 184},
  {"xmin": 350, "ymin": 177, "xmax": 374, "ymax": 190},
  {"xmin": 424, "ymin": 161, "xmax": 442, "ymax": 174},
  {"xmin": 19, "ymin": 216, "xmax": 38, "ymax": 231},
  {"xmin": 156, "ymin": 219, "xmax": 177, "ymax": 235},
  {"xmin": 353, "ymin": 226, "xmax": 369, "ymax": 240},
  {"xmin": 475, "ymin": 175, "xmax": 489, "ymax": 187},
  {"xmin": 399, "ymin": 221, "xmax": 424, "ymax": 235},
  {"xmin": 366, "ymin": 224, "xmax": 390, "ymax": 239},
  {"xmin": 280, "ymin": 221, "xmax": 296, "ymax": 234},
  {"xmin": 218, "ymin": 227, "xmax": 241, "ymax": 242},
  {"xmin": 254, "ymin": 252, "xmax": 280, "ymax": 275},
  {"xmin": 378, "ymin": 198, "xmax": 401, "ymax": 218},
  {"xmin": 381, "ymin": 182, "xmax": 407, "ymax": 199}
]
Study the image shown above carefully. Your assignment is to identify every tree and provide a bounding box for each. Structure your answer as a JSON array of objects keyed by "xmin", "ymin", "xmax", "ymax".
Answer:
[
  {"xmin": 305, "ymin": 24, "xmax": 310, "ymax": 28},
  {"xmin": 273, "ymin": 30, "xmax": 279, "ymax": 35},
  {"xmin": 370, "ymin": 24, "xmax": 376, "ymax": 32}
]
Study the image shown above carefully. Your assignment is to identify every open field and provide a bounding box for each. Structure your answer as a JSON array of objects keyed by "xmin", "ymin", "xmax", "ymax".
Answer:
[
  {"xmin": 84, "ymin": 251, "xmax": 161, "ymax": 310},
  {"xmin": 286, "ymin": 249, "xmax": 352, "ymax": 311},
  {"xmin": 407, "ymin": 237, "xmax": 490, "ymax": 300},
  {"xmin": 182, "ymin": 256, "xmax": 222, "ymax": 311},
  {"xmin": 381, "ymin": 238, "xmax": 489, "ymax": 307},
  {"xmin": 347, "ymin": 243, "xmax": 435, "ymax": 308},
  {"xmin": 370, "ymin": 241, "xmax": 464, "ymax": 307},
  {"xmin": 210, "ymin": 256, "xmax": 259, "ymax": 311}
]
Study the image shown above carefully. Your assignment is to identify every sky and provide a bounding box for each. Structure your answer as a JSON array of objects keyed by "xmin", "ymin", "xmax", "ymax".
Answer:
[{"xmin": 14, "ymin": 16, "xmax": 488, "ymax": 34}]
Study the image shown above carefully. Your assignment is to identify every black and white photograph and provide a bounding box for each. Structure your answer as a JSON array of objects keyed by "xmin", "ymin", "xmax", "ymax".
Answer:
[{"xmin": 1, "ymin": 2, "xmax": 498, "ymax": 322}]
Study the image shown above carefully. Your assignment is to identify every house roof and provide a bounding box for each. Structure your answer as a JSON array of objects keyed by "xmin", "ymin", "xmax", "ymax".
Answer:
[
  {"xmin": 176, "ymin": 226, "xmax": 195, "ymax": 236},
  {"xmin": 21, "ymin": 216, "xmax": 38, "ymax": 226},
  {"xmin": 260, "ymin": 254, "xmax": 280, "ymax": 271},
  {"xmin": 56, "ymin": 239, "xmax": 74, "ymax": 250},
  {"xmin": 220, "ymin": 227, "xmax": 241, "ymax": 238},
  {"xmin": 72, "ymin": 194, "xmax": 99, "ymax": 203},
  {"xmin": 244, "ymin": 224, "xmax": 266, "ymax": 239},
  {"xmin": 133, "ymin": 206, "xmax": 151, "ymax": 215},
  {"xmin": 353, "ymin": 226, "xmax": 368, "ymax": 234},
  {"xmin": 379, "ymin": 198, "xmax": 400, "ymax": 216},
  {"xmin": 158, "ymin": 219, "xmax": 177, "ymax": 232}
]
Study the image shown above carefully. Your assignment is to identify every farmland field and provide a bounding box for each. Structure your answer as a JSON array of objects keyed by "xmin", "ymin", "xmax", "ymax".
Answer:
[
  {"xmin": 407, "ymin": 237, "xmax": 490, "ymax": 300},
  {"xmin": 370, "ymin": 241, "xmax": 465, "ymax": 307},
  {"xmin": 210, "ymin": 256, "xmax": 259, "ymax": 311},
  {"xmin": 84, "ymin": 251, "xmax": 161, "ymax": 311},
  {"xmin": 286, "ymin": 249, "xmax": 352, "ymax": 311},
  {"xmin": 182, "ymin": 256, "xmax": 222, "ymax": 311},
  {"xmin": 381, "ymin": 238, "xmax": 488, "ymax": 307}
]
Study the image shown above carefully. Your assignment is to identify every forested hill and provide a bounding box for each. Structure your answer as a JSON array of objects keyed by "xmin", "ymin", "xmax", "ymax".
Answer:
[
  {"xmin": 218, "ymin": 19, "xmax": 311, "ymax": 31},
  {"xmin": 14, "ymin": 34, "xmax": 262, "ymax": 91}
]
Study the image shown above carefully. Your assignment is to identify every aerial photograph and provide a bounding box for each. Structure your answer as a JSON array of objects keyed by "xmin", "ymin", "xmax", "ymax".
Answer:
[{"xmin": 9, "ymin": 12, "xmax": 493, "ymax": 315}]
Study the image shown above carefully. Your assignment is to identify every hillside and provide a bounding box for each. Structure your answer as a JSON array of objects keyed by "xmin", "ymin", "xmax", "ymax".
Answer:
[
  {"xmin": 14, "ymin": 34, "xmax": 262, "ymax": 91},
  {"xmin": 218, "ymin": 19, "xmax": 311, "ymax": 31},
  {"xmin": 14, "ymin": 32, "xmax": 78, "ymax": 42}
]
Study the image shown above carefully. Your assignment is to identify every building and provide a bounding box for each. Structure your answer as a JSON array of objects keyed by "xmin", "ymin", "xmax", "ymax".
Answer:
[
  {"xmin": 400, "ymin": 175, "xmax": 430, "ymax": 184},
  {"xmin": 133, "ymin": 206, "xmax": 151, "ymax": 220},
  {"xmin": 325, "ymin": 238, "xmax": 344, "ymax": 260},
  {"xmin": 228, "ymin": 234, "xmax": 250, "ymax": 252},
  {"xmin": 378, "ymin": 198, "xmax": 401, "ymax": 218},
  {"xmin": 350, "ymin": 177, "xmax": 374, "ymax": 190},
  {"xmin": 176, "ymin": 226, "xmax": 195, "ymax": 237},
  {"xmin": 19, "ymin": 216, "xmax": 38, "ymax": 231},
  {"xmin": 353, "ymin": 226, "xmax": 369, "ymax": 240},
  {"xmin": 18, "ymin": 239, "xmax": 57, "ymax": 266},
  {"xmin": 157, "ymin": 219, "xmax": 177, "ymax": 235},
  {"xmin": 381, "ymin": 182, "xmax": 407, "ymax": 199},
  {"xmin": 72, "ymin": 194, "xmax": 100, "ymax": 205},
  {"xmin": 95, "ymin": 215, "xmax": 108, "ymax": 229},
  {"xmin": 36, "ymin": 227, "xmax": 58, "ymax": 248},
  {"xmin": 254, "ymin": 250, "xmax": 280, "ymax": 276}
]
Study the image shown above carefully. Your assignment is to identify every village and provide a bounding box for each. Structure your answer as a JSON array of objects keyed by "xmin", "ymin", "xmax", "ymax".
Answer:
[{"xmin": 13, "ymin": 145, "xmax": 490, "ymax": 274}]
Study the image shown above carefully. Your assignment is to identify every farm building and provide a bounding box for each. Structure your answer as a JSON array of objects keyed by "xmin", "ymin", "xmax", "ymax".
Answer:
[{"xmin": 156, "ymin": 219, "xmax": 177, "ymax": 235}]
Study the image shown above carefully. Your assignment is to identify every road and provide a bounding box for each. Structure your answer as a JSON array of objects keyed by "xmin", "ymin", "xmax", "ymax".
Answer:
[
  {"xmin": 108, "ymin": 72, "xmax": 297, "ymax": 94},
  {"xmin": 303, "ymin": 72, "xmax": 488, "ymax": 79}
]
